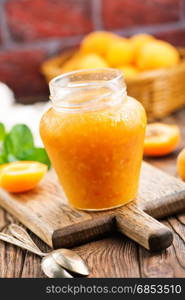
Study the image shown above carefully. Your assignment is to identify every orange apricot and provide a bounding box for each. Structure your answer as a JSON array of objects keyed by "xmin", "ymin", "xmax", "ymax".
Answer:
[
  {"xmin": 144, "ymin": 123, "xmax": 180, "ymax": 157},
  {"xmin": 136, "ymin": 40, "xmax": 180, "ymax": 70},
  {"xmin": 77, "ymin": 53, "xmax": 109, "ymax": 69},
  {"xmin": 117, "ymin": 65, "xmax": 138, "ymax": 78},
  {"xmin": 0, "ymin": 161, "xmax": 47, "ymax": 193},
  {"xmin": 80, "ymin": 31, "xmax": 118, "ymax": 57},
  {"xmin": 177, "ymin": 148, "xmax": 185, "ymax": 181},
  {"xmin": 130, "ymin": 33, "xmax": 154, "ymax": 52},
  {"xmin": 106, "ymin": 38, "xmax": 134, "ymax": 66}
]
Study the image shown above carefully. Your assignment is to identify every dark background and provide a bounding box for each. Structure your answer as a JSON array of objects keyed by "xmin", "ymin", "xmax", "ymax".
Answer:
[{"xmin": 0, "ymin": 0, "xmax": 185, "ymax": 102}]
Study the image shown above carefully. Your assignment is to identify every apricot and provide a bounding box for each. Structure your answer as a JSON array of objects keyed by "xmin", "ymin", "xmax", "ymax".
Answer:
[
  {"xmin": 0, "ymin": 161, "xmax": 48, "ymax": 193},
  {"xmin": 80, "ymin": 31, "xmax": 118, "ymax": 57},
  {"xmin": 62, "ymin": 52, "xmax": 82, "ymax": 72},
  {"xmin": 177, "ymin": 148, "xmax": 185, "ymax": 181},
  {"xmin": 136, "ymin": 40, "xmax": 180, "ymax": 70},
  {"xmin": 130, "ymin": 33, "xmax": 155, "ymax": 56},
  {"xmin": 144, "ymin": 123, "xmax": 180, "ymax": 157},
  {"xmin": 106, "ymin": 38, "xmax": 134, "ymax": 67},
  {"xmin": 118, "ymin": 65, "xmax": 138, "ymax": 79},
  {"xmin": 77, "ymin": 53, "xmax": 109, "ymax": 69}
]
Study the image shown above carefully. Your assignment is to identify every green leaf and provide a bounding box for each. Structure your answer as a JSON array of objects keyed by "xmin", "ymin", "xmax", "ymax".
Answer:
[
  {"xmin": 20, "ymin": 147, "xmax": 51, "ymax": 169},
  {"xmin": 0, "ymin": 123, "xmax": 6, "ymax": 141},
  {"xmin": 3, "ymin": 124, "xmax": 34, "ymax": 159},
  {"xmin": 0, "ymin": 123, "xmax": 51, "ymax": 169},
  {"xmin": 0, "ymin": 153, "xmax": 7, "ymax": 164},
  {"xmin": 3, "ymin": 135, "xmax": 13, "ymax": 155}
]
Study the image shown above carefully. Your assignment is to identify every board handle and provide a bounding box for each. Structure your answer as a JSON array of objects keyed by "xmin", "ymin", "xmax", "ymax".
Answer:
[
  {"xmin": 52, "ymin": 214, "xmax": 116, "ymax": 249},
  {"xmin": 52, "ymin": 204, "xmax": 173, "ymax": 251},
  {"xmin": 116, "ymin": 203, "xmax": 173, "ymax": 251}
]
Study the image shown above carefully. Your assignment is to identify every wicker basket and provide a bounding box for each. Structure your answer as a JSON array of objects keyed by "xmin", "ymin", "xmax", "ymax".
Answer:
[{"xmin": 41, "ymin": 48, "xmax": 185, "ymax": 120}]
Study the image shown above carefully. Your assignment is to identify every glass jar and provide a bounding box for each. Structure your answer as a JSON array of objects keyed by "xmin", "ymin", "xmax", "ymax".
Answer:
[{"xmin": 40, "ymin": 69, "xmax": 146, "ymax": 211}]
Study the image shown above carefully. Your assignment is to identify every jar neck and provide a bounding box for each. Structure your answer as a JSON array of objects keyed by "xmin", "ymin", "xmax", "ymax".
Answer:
[{"xmin": 49, "ymin": 69, "xmax": 127, "ymax": 113}]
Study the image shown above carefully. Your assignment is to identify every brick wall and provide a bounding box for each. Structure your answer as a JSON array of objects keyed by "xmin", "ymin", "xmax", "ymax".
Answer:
[{"xmin": 0, "ymin": 0, "xmax": 185, "ymax": 102}]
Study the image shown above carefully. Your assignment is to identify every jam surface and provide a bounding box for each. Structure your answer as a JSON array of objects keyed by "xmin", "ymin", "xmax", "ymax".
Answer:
[{"xmin": 40, "ymin": 96, "xmax": 146, "ymax": 210}]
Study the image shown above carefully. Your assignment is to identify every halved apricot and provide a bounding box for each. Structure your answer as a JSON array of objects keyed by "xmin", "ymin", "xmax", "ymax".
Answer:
[
  {"xmin": 0, "ymin": 161, "xmax": 47, "ymax": 193},
  {"xmin": 144, "ymin": 123, "xmax": 180, "ymax": 157}
]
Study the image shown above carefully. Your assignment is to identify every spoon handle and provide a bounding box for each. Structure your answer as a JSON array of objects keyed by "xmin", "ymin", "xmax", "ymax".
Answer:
[
  {"xmin": 8, "ymin": 224, "xmax": 44, "ymax": 253},
  {"xmin": 0, "ymin": 232, "xmax": 45, "ymax": 257}
]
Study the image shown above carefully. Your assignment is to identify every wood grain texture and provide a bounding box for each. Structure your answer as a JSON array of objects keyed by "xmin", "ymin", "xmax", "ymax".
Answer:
[
  {"xmin": 116, "ymin": 204, "xmax": 172, "ymax": 251},
  {"xmin": 0, "ymin": 172, "xmax": 91, "ymax": 247},
  {"xmin": 0, "ymin": 209, "xmax": 7, "ymax": 231},
  {"xmin": 20, "ymin": 233, "xmax": 49, "ymax": 278},
  {"xmin": 0, "ymin": 214, "xmax": 25, "ymax": 278},
  {"xmin": 138, "ymin": 163, "xmax": 185, "ymax": 218},
  {"xmin": 74, "ymin": 234, "xmax": 141, "ymax": 278},
  {"xmin": 53, "ymin": 204, "xmax": 173, "ymax": 251},
  {"xmin": 53, "ymin": 214, "xmax": 116, "ymax": 249},
  {"xmin": 0, "ymin": 108, "xmax": 185, "ymax": 277},
  {"xmin": 0, "ymin": 161, "xmax": 185, "ymax": 250},
  {"xmin": 139, "ymin": 220, "xmax": 185, "ymax": 278}
]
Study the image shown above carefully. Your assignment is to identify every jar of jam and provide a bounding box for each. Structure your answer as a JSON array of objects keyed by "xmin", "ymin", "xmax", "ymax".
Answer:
[{"xmin": 40, "ymin": 69, "xmax": 146, "ymax": 210}]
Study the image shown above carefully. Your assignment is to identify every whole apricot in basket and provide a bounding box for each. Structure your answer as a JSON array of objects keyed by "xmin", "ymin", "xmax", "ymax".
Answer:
[
  {"xmin": 62, "ymin": 52, "xmax": 82, "ymax": 72},
  {"xmin": 177, "ymin": 148, "xmax": 185, "ymax": 181},
  {"xmin": 136, "ymin": 40, "xmax": 180, "ymax": 70},
  {"xmin": 130, "ymin": 33, "xmax": 154, "ymax": 54},
  {"xmin": 81, "ymin": 31, "xmax": 118, "ymax": 57},
  {"xmin": 118, "ymin": 65, "xmax": 138, "ymax": 78},
  {"xmin": 106, "ymin": 38, "xmax": 134, "ymax": 67},
  {"xmin": 0, "ymin": 161, "xmax": 48, "ymax": 193},
  {"xmin": 77, "ymin": 53, "xmax": 109, "ymax": 69},
  {"xmin": 144, "ymin": 123, "xmax": 180, "ymax": 157}
]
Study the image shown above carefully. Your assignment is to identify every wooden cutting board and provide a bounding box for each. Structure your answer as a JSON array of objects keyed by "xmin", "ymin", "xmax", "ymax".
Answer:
[{"xmin": 0, "ymin": 162, "xmax": 185, "ymax": 252}]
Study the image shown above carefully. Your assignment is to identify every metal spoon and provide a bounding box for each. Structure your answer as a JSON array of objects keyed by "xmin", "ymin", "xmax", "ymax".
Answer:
[
  {"xmin": 9, "ymin": 224, "xmax": 89, "ymax": 276},
  {"xmin": 0, "ymin": 224, "xmax": 89, "ymax": 278},
  {"xmin": 41, "ymin": 255, "xmax": 73, "ymax": 278}
]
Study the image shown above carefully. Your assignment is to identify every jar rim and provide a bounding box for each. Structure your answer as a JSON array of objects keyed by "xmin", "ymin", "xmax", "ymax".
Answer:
[
  {"xmin": 49, "ymin": 68, "xmax": 126, "ymax": 112},
  {"xmin": 49, "ymin": 68, "xmax": 124, "ymax": 90}
]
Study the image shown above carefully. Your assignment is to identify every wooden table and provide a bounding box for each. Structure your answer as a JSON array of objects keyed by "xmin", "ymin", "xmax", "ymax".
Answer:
[{"xmin": 0, "ymin": 108, "xmax": 185, "ymax": 278}]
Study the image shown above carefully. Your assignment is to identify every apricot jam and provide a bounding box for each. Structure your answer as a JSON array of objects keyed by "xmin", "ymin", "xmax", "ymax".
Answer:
[{"xmin": 40, "ymin": 69, "xmax": 146, "ymax": 210}]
